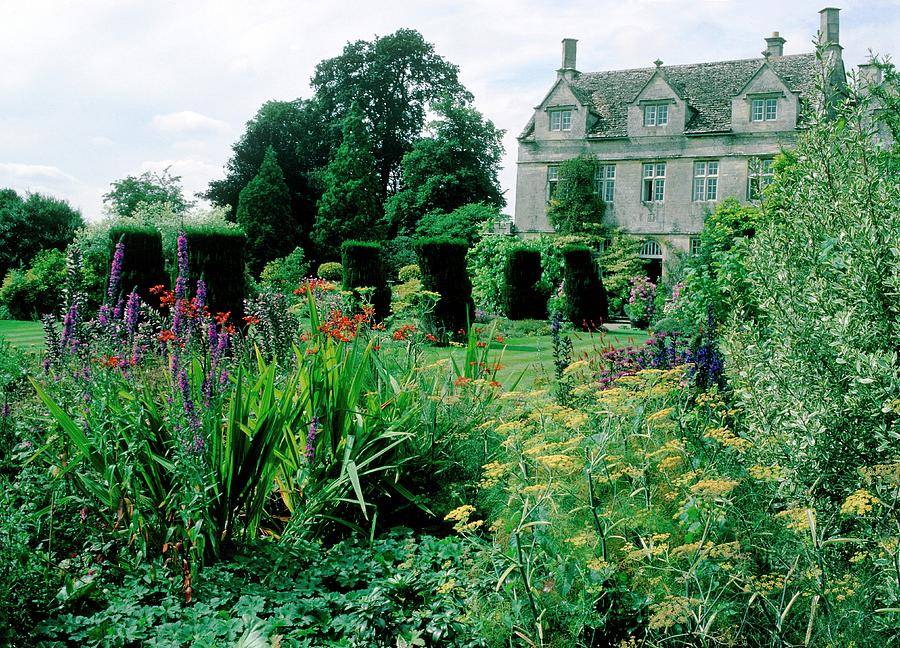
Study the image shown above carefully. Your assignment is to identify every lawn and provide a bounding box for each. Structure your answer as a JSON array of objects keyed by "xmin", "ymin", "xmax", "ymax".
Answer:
[{"xmin": 0, "ymin": 319, "xmax": 44, "ymax": 350}]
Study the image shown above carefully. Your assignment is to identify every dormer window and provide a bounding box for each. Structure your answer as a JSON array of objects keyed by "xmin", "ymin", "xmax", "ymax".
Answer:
[
  {"xmin": 751, "ymin": 98, "xmax": 778, "ymax": 122},
  {"xmin": 549, "ymin": 109, "xmax": 572, "ymax": 131},
  {"xmin": 643, "ymin": 103, "xmax": 669, "ymax": 127}
]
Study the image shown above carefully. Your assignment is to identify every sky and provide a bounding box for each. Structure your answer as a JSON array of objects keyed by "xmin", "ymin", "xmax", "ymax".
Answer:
[{"xmin": 0, "ymin": 0, "xmax": 897, "ymax": 222}]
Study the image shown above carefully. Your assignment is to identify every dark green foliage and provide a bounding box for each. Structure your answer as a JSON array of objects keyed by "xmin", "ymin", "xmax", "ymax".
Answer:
[
  {"xmin": 503, "ymin": 248, "xmax": 547, "ymax": 320},
  {"xmin": 107, "ymin": 225, "xmax": 167, "ymax": 304},
  {"xmin": 562, "ymin": 244, "xmax": 608, "ymax": 330},
  {"xmin": 385, "ymin": 101, "xmax": 505, "ymax": 236},
  {"xmin": 312, "ymin": 29, "xmax": 471, "ymax": 202},
  {"xmin": 599, "ymin": 230, "xmax": 645, "ymax": 316},
  {"xmin": 414, "ymin": 238, "xmax": 474, "ymax": 335},
  {"xmin": 382, "ymin": 236, "xmax": 418, "ymax": 277},
  {"xmin": 258, "ymin": 246, "xmax": 308, "ymax": 295},
  {"xmin": 341, "ymin": 241, "xmax": 390, "ymax": 320},
  {"xmin": 415, "ymin": 202, "xmax": 502, "ymax": 247},
  {"xmin": 205, "ymin": 99, "xmax": 328, "ymax": 242},
  {"xmin": 236, "ymin": 146, "xmax": 297, "ymax": 275},
  {"xmin": 0, "ymin": 249, "xmax": 67, "ymax": 320},
  {"xmin": 547, "ymin": 156, "xmax": 605, "ymax": 234},
  {"xmin": 38, "ymin": 533, "xmax": 492, "ymax": 646},
  {"xmin": 313, "ymin": 105, "xmax": 384, "ymax": 258},
  {"xmin": 184, "ymin": 227, "xmax": 247, "ymax": 319},
  {"xmin": 0, "ymin": 189, "xmax": 84, "ymax": 279},
  {"xmin": 103, "ymin": 168, "xmax": 191, "ymax": 217}
]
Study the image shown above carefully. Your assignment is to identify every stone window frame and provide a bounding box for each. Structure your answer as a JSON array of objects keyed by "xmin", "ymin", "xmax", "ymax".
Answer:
[
  {"xmin": 640, "ymin": 239, "xmax": 663, "ymax": 259},
  {"xmin": 642, "ymin": 102, "xmax": 670, "ymax": 127},
  {"xmin": 692, "ymin": 160, "xmax": 719, "ymax": 202},
  {"xmin": 548, "ymin": 108, "xmax": 573, "ymax": 132},
  {"xmin": 641, "ymin": 162, "xmax": 666, "ymax": 203},
  {"xmin": 748, "ymin": 92, "xmax": 782, "ymax": 122},
  {"xmin": 594, "ymin": 163, "xmax": 616, "ymax": 203},
  {"xmin": 747, "ymin": 157, "xmax": 775, "ymax": 200},
  {"xmin": 690, "ymin": 236, "xmax": 702, "ymax": 256},
  {"xmin": 546, "ymin": 165, "xmax": 560, "ymax": 201}
]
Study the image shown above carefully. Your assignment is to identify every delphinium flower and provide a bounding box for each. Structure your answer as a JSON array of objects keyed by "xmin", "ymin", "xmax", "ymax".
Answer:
[
  {"xmin": 175, "ymin": 232, "xmax": 189, "ymax": 299},
  {"xmin": 107, "ymin": 240, "xmax": 125, "ymax": 301},
  {"xmin": 195, "ymin": 279, "xmax": 206, "ymax": 310},
  {"xmin": 61, "ymin": 302, "xmax": 79, "ymax": 351},
  {"xmin": 306, "ymin": 416, "xmax": 319, "ymax": 463}
]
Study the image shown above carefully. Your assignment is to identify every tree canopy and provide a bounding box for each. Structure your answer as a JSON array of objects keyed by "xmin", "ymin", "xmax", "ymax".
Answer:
[
  {"xmin": 385, "ymin": 101, "xmax": 505, "ymax": 236},
  {"xmin": 0, "ymin": 190, "xmax": 84, "ymax": 278},
  {"xmin": 312, "ymin": 29, "xmax": 471, "ymax": 200},
  {"xmin": 103, "ymin": 168, "xmax": 191, "ymax": 217},
  {"xmin": 312, "ymin": 105, "xmax": 384, "ymax": 257},
  {"xmin": 235, "ymin": 146, "xmax": 297, "ymax": 274}
]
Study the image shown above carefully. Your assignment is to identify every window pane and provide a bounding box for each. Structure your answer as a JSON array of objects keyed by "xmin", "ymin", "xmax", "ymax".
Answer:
[
  {"xmin": 561, "ymin": 110, "xmax": 572, "ymax": 130},
  {"xmin": 751, "ymin": 99, "xmax": 763, "ymax": 121},
  {"xmin": 693, "ymin": 178, "xmax": 704, "ymax": 201},
  {"xmin": 643, "ymin": 163, "xmax": 654, "ymax": 177},
  {"xmin": 654, "ymin": 178, "xmax": 665, "ymax": 201},
  {"xmin": 550, "ymin": 111, "xmax": 560, "ymax": 130},
  {"xmin": 656, "ymin": 163, "xmax": 666, "ymax": 176},
  {"xmin": 694, "ymin": 161, "xmax": 705, "ymax": 175},
  {"xmin": 548, "ymin": 166, "xmax": 558, "ymax": 180},
  {"xmin": 605, "ymin": 182, "xmax": 615, "ymax": 202},
  {"xmin": 708, "ymin": 161, "xmax": 718, "ymax": 175},
  {"xmin": 765, "ymin": 99, "xmax": 777, "ymax": 120},
  {"xmin": 658, "ymin": 105, "xmax": 668, "ymax": 125},
  {"xmin": 644, "ymin": 105, "xmax": 656, "ymax": 126},
  {"xmin": 762, "ymin": 159, "xmax": 774, "ymax": 174},
  {"xmin": 706, "ymin": 178, "xmax": 717, "ymax": 200},
  {"xmin": 606, "ymin": 165, "xmax": 615, "ymax": 179}
]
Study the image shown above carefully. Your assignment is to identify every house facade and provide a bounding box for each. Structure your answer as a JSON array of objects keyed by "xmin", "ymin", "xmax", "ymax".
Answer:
[{"xmin": 514, "ymin": 7, "xmax": 850, "ymax": 279}]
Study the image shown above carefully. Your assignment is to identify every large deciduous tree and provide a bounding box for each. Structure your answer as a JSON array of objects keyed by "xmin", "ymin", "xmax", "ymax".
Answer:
[
  {"xmin": 0, "ymin": 190, "xmax": 84, "ymax": 278},
  {"xmin": 311, "ymin": 29, "xmax": 471, "ymax": 200},
  {"xmin": 235, "ymin": 147, "xmax": 296, "ymax": 274},
  {"xmin": 103, "ymin": 168, "xmax": 191, "ymax": 217},
  {"xmin": 385, "ymin": 101, "xmax": 505, "ymax": 236},
  {"xmin": 312, "ymin": 105, "xmax": 384, "ymax": 258},
  {"xmin": 205, "ymin": 99, "xmax": 328, "ymax": 240}
]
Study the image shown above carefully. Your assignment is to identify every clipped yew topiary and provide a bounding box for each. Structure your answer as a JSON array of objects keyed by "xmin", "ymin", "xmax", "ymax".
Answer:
[
  {"xmin": 107, "ymin": 225, "xmax": 167, "ymax": 304},
  {"xmin": 184, "ymin": 226, "xmax": 247, "ymax": 320},
  {"xmin": 413, "ymin": 238, "xmax": 474, "ymax": 336},
  {"xmin": 341, "ymin": 240, "xmax": 390, "ymax": 320},
  {"xmin": 502, "ymin": 247, "xmax": 547, "ymax": 320},
  {"xmin": 562, "ymin": 244, "xmax": 608, "ymax": 330},
  {"xmin": 317, "ymin": 262, "xmax": 343, "ymax": 281}
]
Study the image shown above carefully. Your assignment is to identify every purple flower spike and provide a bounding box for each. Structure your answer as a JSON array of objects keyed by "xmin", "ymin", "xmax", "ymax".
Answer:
[
  {"xmin": 107, "ymin": 241, "xmax": 125, "ymax": 301},
  {"xmin": 306, "ymin": 416, "xmax": 319, "ymax": 463},
  {"xmin": 61, "ymin": 303, "xmax": 78, "ymax": 350},
  {"xmin": 175, "ymin": 232, "xmax": 189, "ymax": 297},
  {"xmin": 195, "ymin": 279, "xmax": 207, "ymax": 310},
  {"xmin": 125, "ymin": 291, "xmax": 140, "ymax": 334}
]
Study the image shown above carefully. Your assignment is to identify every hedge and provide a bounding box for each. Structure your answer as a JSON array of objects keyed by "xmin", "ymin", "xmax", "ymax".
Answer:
[
  {"xmin": 317, "ymin": 262, "xmax": 343, "ymax": 281},
  {"xmin": 562, "ymin": 244, "xmax": 608, "ymax": 330},
  {"xmin": 184, "ymin": 227, "xmax": 247, "ymax": 320},
  {"xmin": 502, "ymin": 247, "xmax": 547, "ymax": 320},
  {"xmin": 341, "ymin": 240, "xmax": 390, "ymax": 320},
  {"xmin": 108, "ymin": 225, "xmax": 167, "ymax": 304},
  {"xmin": 413, "ymin": 238, "xmax": 474, "ymax": 335}
]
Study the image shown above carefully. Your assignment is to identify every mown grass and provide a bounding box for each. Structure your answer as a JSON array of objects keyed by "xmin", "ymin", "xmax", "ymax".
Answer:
[{"xmin": 0, "ymin": 320, "xmax": 44, "ymax": 350}]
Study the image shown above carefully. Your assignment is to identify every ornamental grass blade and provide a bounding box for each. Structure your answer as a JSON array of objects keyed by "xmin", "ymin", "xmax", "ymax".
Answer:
[{"xmin": 345, "ymin": 459, "xmax": 368, "ymax": 519}]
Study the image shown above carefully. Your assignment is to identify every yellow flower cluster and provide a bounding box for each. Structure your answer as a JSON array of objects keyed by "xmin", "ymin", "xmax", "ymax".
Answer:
[
  {"xmin": 748, "ymin": 464, "xmax": 785, "ymax": 481},
  {"xmin": 690, "ymin": 478, "xmax": 739, "ymax": 500},
  {"xmin": 480, "ymin": 461, "xmax": 509, "ymax": 489},
  {"xmin": 704, "ymin": 427, "xmax": 751, "ymax": 453},
  {"xmin": 776, "ymin": 507, "xmax": 814, "ymax": 532},
  {"xmin": 648, "ymin": 595, "xmax": 696, "ymax": 631},
  {"xmin": 443, "ymin": 504, "xmax": 483, "ymax": 533},
  {"xmin": 646, "ymin": 407, "xmax": 674, "ymax": 425},
  {"xmin": 536, "ymin": 453, "xmax": 578, "ymax": 473},
  {"xmin": 840, "ymin": 489, "xmax": 879, "ymax": 517},
  {"xmin": 860, "ymin": 462, "xmax": 900, "ymax": 487},
  {"xmin": 825, "ymin": 573, "xmax": 859, "ymax": 601},
  {"xmin": 743, "ymin": 572, "xmax": 785, "ymax": 594}
]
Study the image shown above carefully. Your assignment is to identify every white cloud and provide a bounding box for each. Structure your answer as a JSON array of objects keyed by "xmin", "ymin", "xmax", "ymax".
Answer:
[
  {"xmin": 0, "ymin": 163, "xmax": 78, "ymax": 185},
  {"xmin": 151, "ymin": 111, "xmax": 230, "ymax": 135}
]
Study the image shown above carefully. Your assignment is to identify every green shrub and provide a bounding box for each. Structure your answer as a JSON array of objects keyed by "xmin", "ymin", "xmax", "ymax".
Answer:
[
  {"xmin": 184, "ymin": 226, "xmax": 247, "ymax": 319},
  {"xmin": 107, "ymin": 225, "xmax": 167, "ymax": 304},
  {"xmin": 0, "ymin": 249, "xmax": 67, "ymax": 320},
  {"xmin": 397, "ymin": 264, "xmax": 421, "ymax": 283},
  {"xmin": 502, "ymin": 247, "xmax": 547, "ymax": 320},
  {"xmin": 598, "ymin": 230, "xmax": 644, "ymax": 316},
  {"xmin": 415, "ymin": 202, "xmax": 502, "ymax": 246},
  {"xmin": 341, "ymin": 240, "xmax": 390, "ymax": 320},
  {"xmin": 562, "ymin": 244, "xmax": 608, "ymax": 330},
  {"xmin": 316, "ymin": 262, "xmax": 343, "ymax": 281},
  {"xmin": 382, "ymin": 236, "xmax": 418, "ymax": 278},
  {"xmin": 414, "ymin": 238, "xmax": 474, "ymax": 335},
  {"xmin": 258, "ymin": 246, "xmax": 308, "ymax": 294}
]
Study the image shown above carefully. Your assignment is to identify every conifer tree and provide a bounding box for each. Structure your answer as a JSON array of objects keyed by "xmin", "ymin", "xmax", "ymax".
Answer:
[
  {"xmin": 235, "ymin": 146, "xmax": 296, "ymax": 274},
  {"xmin": 312, "ymin": 105, "xmax": 383, "ymax": 257}
]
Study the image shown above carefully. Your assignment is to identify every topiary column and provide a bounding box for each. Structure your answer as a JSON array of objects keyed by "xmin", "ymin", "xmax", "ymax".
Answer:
[
  {"xmin": 341, "ymin": 240, "xmax": 391, "ymax": 321},
  {"xmin": 184, "ymin": 227, "xmax": 247, "ymax": 320},
  {"xmin": 502, "ymin": 247, "xmax": 547, "ymax": 320},
  {"xmin": 562, "ymin": 244, "xmax": 608, "ymax": 330},
  {"xmin": 413, "ymin": 238, "xmax": 475, "ymax": 336},
  {"xmin": 108, "ymin": 225, "xmax": 167, "ymax": 305}
]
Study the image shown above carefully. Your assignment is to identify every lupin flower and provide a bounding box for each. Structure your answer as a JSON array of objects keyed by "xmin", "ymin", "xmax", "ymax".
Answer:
[
  {"xmin": 195, "ymin": 279, "xmax": 207, "ymax": 310},
  {"xmin": 125, "ymin": 291, "xmax": 141, "ymax": 335},
  {"xmin": 61, "ymin": 302, "xmax": 78, "ymax": 350},
  {"xmin": 107, "ymin": 241, "xmax": 125, "ymax": 301}
]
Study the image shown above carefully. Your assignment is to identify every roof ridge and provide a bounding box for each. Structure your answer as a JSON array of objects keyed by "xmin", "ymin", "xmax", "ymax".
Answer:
[{"xmin": 576, "ymin": 52, "xmax": 816, "ymax": 78}]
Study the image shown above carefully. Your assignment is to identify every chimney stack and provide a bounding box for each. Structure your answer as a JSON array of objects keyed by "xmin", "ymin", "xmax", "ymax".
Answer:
[
  {"xmin": 765, "ymin": 31, "xmax": 786, "ymax": 57},
  {"xmin": 858, "ymin": 57, "xmax": 883, "ymax": 92},
  {"xmin": 561, "ymin": 38, "xmax": 577, "ymax": 70},
  {"xmin": 819, "ymin": 7, "xmax": 840, "ymax": 47}
]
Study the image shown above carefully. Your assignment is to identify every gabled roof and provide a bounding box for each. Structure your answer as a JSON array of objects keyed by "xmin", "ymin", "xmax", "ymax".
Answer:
[{"xmin": 561, "ymin": 53, "xmax": 820, "ymax": 138}]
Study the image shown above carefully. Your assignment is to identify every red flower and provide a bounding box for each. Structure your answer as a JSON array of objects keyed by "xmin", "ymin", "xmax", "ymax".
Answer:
[
  {"xmin": 425, "ymin": 333, "xmax": 438, "ymax": 343},
  {"xmin": 494, "ymin": 335, "xmax": 505, "ymax": 344},
  {"xmin": 215, "ymin": 311, "xmax": 231, "ymax": 325},
  {"xmin": 243, "ymin": 315, "xmax": 260, "ymax": 326},
  {"xmin": 476, "ymin": 341, "xmax": 486, "ymax": 348},
  {"xmin": 158, "ymin": 329, "xmax": 175, "ymax": 343},
  {"xmin": 453, "ymin": 376, "xmax": 472, "ymax": 388}
]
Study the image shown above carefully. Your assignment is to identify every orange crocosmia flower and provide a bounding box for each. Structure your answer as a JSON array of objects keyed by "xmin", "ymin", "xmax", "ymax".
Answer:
[{"xmin": 158, "ymin": 330, "xmax": 175, "ymax": 343}]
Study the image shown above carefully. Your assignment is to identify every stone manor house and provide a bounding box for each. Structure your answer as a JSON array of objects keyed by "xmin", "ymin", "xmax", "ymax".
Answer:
[{"xmin": 513, "ymin": 7, "xmax": 877, "ymax": 280}]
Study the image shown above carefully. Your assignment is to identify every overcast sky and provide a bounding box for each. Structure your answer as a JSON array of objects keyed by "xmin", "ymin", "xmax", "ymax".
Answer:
[{"xmin": 1, "ymin": 0, "xmax": 896, "ymax": 221}]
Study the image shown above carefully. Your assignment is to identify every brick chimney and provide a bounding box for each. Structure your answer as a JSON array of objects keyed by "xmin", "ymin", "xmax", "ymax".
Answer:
[
  {"xmin": 765, "ymin": 31, "xmax": 786, "ymax": 57},
  {"xmin": 558, "ymin": 38, "xmax": 578, "ymax": 80}
]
